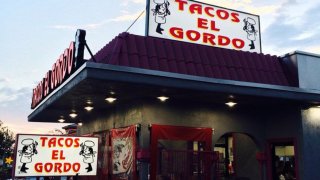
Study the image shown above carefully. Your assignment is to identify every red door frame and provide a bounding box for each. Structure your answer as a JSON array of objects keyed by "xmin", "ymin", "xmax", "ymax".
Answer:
[
  {"xmin": 150, "ymin": 124, "xmax": 213, "ymax": 180},
  {"xmin": 266, "ymin": 138, "xmax": 299, "ymax": 180}
]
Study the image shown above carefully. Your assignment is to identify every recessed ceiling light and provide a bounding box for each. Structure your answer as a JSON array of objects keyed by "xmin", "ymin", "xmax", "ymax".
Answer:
[
  {"xmin": 157, "ymin": 96, "xmax": 169, "ymax": 102},
  {"xmin": 110, "ymin": 91, "xmax": 115, "ymax": 95},
  {"xmin": 105, "ymin": 97, "xmax": 117, "ymax": 103},
  {"xmin": 58, "ymin": 118, "xmax": 65, "ymax": 123},
  {"xmin": 84, "ymin": 106, "xmax": 94, "ymax": 112},
  {"xmin": 225, "ymin": 101, "xmax": 237, "ymax": 108},
  {"xmin": 69, "ymin": 112, "xmax": 78, "ymax": 118},
  {"xmin": 86, "ymin": 100, "xmax": 93, "ymax": 105},
  {"xmin": 78, "ymin": 122, "xmax": 83, "ymax": 126}
]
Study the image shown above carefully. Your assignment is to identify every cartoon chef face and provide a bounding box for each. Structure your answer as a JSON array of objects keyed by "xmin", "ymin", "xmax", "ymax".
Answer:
[
  {"xmin": 80, "ymin": 140, "xmax": 95, "ymax": 157},
  {"xmin": 20, "ymin": 139, "xmax": 38, "ymax": 156},
  {"xmin": 158, "ymin": 3, "xmax": 166, "ymax": 14}
]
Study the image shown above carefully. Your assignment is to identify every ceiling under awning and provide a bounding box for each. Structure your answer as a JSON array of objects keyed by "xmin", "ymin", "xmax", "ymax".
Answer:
[{"xmin": 28, "ymin": 62, "xmax": 320, "ymax": 123}]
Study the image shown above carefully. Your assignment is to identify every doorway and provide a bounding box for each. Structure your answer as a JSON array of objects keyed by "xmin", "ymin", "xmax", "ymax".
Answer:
[
  {"xmin": 269, "ymin": 139, "xmax": 298, "ymax": 180},
  {"xmin": 214, "ymin": 133, "xmax": 260, "ymax": 180}
]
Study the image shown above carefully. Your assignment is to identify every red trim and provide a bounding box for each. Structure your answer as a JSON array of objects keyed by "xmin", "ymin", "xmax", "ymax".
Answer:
[
  {"xmin": 150, "ymin": 124, "xmax": 212, "ymax": 180},
  {"xmin": 266, "ymin": 138, "xmax": 299, "ymax": 180}
]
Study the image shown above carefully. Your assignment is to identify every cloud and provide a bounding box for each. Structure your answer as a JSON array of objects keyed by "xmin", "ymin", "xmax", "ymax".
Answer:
[
  {"xmin": 0, "ymin": 77, "xmax": 11, "ymax": 84},
  {"xmin": 0, "ymin": 87, "xmax": 30, "ymax": 106},
  {"xmin": 290, "ymin": 30, "xmax": 317, "ymax": 41},
  {"xmin": 0, "ymin": 85, "xmax": 66, "ymax": 135},
  {"xmin": 200, "ymin": 0, "xmax": 278, "ymax": 15},
  {"xmin": 120, "ymin": 0, "xmax": 145, "ymax": 7},
  {"xmin": 262, "ymin": 1, "xmax": 320, "ymax": 55},
  {"xmin": 4, "ymin": 121, "xmax": 67, "ymax": 135},
  {"xmin": 194, "ymin": 0, "xmax": 320, "ymax": 55},
  {"xmin": 300, "ymin": 45, "xmax": 320, "ymax": 55},
  {"xmin": 111, "ymin": 11, "xmax": 145, "ymax": 22},
  {"xmin": 51, "ymin": 11, "xmax": 145, "ymax": 30}
]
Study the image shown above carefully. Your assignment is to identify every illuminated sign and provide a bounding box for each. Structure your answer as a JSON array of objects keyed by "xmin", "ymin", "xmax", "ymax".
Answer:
[
  {"xmin": 147, "ymin": 0, "xmax": 261, "ymax": 53},
  {"xmin": 31, "ymin": 29, "xmax": 86, "ymax": 109},
  {"xmin": 13, "ymin": 134, "xmax": 99, "ymax": 177}
]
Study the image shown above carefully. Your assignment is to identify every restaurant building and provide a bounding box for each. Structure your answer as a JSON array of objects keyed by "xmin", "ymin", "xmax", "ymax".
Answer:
[{"xmin": 28, "ymin": 1, "xmax": 320, "ymax": 180}]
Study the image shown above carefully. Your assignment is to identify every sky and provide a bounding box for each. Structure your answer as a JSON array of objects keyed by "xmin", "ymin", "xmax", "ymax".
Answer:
[{"xmin": 1, "ymin": 0, "xmax": 320, "ymax": 135}]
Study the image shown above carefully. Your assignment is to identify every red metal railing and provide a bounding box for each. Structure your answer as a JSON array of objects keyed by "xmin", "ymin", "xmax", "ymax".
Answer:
[{"xmin": 157, "ymin": 149, "xmax": 219, "ymax": 180}]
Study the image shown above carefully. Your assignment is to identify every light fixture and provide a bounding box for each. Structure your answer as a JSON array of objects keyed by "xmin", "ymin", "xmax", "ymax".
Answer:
[
  {"xmin": 78, "ymin": 122, "xmax": 83, "ymax": 126},
  {"xmin": 157, "ymin": 96, "xmax": 169, "ymax": 102},
  {"xmin": 58, "ymin": 118, "xmax": 65, "ymax": 123},
  {"xmin": 69, "ymin": 112, "xmax": 78, "ymax": 118},
  {"xmin": 86, "ymin": 100, "xmax": 93, "ymax": 105},
  {"xmin": 105, "ymin": 97, "xmax": 117, "ymax": 103},
  {"xmin": 225, "ymin": 101, "xmax": 237, "ymax": 108},
  {"xmin": 84, "ymin": 106, "xmax": 94, "ymax": 112}
]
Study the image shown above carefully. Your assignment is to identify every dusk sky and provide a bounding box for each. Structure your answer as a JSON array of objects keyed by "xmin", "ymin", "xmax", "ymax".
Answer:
[{"xmin": 1, "ymin": 0, "xmax": 320, "ymax": 135}]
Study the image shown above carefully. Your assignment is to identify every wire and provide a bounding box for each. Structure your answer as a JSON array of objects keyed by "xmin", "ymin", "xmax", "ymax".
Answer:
[{"xmin": 125, "ymin": 10, "xmax": 145, "ymax": 32}]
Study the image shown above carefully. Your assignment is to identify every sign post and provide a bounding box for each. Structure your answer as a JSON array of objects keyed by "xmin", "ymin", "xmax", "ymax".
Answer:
[
  {"xmin": 13, "ymin": 134, "xmax": 99, "ymax": 178},
  {"xmin": 146, "ymin": 0, "xmax": 261, "ymax": 53}
]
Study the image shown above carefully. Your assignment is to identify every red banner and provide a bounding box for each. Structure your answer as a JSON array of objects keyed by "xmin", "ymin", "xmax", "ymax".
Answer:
[{"xmin": 111, "ymin": 125, "xmax": 137, "ymax": 180}]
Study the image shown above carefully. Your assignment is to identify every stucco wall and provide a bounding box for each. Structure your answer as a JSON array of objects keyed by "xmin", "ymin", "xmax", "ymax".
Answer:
[
  {"xmin": 77, "ymin": 100, "xmax": 303, "ymax": 180},
  {"xmin": 301, "ymin": 107, "xmax": 320, "ymax": 180},
  {"xmin": 234, "ymin": 133, "xmax": 260, "ymax": 180},
  {"xmin": 78, "ymin": 102, "xmax": 143, "ymax": 135}
]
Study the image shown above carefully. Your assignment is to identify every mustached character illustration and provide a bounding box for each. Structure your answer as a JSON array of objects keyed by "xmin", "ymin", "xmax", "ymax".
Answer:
[
  {"xmin": 151, "ymin": 0, "xmax": 170, "ymax": 34},
  {"xmin": 243, "ymin": 17, "xmax": 258, "ymax": 50},
  {"xmin": 18, "ymin": 139, "xmax": 38, "ymax": 173},
  {"xmin": 79, "ymin": 140, "xmax": 97, "ymax": 172}
]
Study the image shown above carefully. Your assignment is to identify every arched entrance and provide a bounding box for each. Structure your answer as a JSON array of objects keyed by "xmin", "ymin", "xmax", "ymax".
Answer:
[{"xmin": 214, "ymin": 133, "xmax": 262, "ymax": 180}]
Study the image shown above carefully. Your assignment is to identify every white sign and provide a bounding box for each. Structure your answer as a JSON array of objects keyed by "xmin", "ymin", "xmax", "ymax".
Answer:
[
  {"xmin": 147, "ymin": 0, "xmax": 261, "ymax": 53},
  {"xmin": 13, "ymin": 134, "xmax": 99, "ymax": 177}
]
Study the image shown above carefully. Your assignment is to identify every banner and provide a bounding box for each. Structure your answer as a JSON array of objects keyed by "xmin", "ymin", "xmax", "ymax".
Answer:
[
  {"xmin": 147, "ymin": 0, "xmax": 261, "ymax": 53},
  {"xmin": 111, "ymin": 125, "xmax": 137, "ymax": 180},
  {"xmin": 13, "ymin": 134, "xmax": 99, "ymax": 177}
]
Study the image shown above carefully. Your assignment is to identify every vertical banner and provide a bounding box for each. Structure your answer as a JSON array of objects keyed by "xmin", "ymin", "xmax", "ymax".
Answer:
[
  {"xmin": 111, "ymin": 125, "xmax": 137, "ymax": 180},
  {"xmin": 146, "ymin": 0, "xmax": 261, "ymax": 53}
]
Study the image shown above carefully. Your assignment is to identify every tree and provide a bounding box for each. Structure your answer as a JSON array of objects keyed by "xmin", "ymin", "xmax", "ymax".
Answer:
[{"xmin": 0, "ymin": 120, "xmax": 15, "ymax": 179}]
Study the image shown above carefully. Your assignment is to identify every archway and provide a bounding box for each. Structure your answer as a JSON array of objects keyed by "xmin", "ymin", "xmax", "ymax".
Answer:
[{"xmin": 214, "ymin": 132, "xmax": 261, "ymax": 180}]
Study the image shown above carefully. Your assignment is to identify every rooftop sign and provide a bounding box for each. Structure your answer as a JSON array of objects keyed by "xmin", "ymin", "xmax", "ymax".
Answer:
[
  {"xmin": 13, "ymin": 134, "xmax": 99, "ymax": 177},
  {"xmin": 146, "ymin": 0, "xmax": 261, "ymax": 53},
  {"xmin": 31, "ymin": 29, "xmax": 86, "ymax": 109}
]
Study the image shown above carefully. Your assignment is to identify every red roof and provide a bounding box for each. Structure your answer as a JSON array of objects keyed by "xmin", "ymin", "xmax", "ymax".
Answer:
[{"xmin": 93, "ymin": 32, "xmax": 293, "ymax": 87}]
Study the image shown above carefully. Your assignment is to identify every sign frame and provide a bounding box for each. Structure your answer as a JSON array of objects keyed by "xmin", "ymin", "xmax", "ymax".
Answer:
[
  {"xmin": 12, "ymin": 134, "xmax": 99, "ymax": 178},
  {"xmin": 146, "ymin": 0, "xmax": 262, "ymax": 53}
]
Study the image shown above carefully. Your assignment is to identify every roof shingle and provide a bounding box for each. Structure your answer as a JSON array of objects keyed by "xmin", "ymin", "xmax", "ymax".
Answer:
[{"xmin": 92, "ymin": 32, "xmax": 294, "ymax": 87}]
